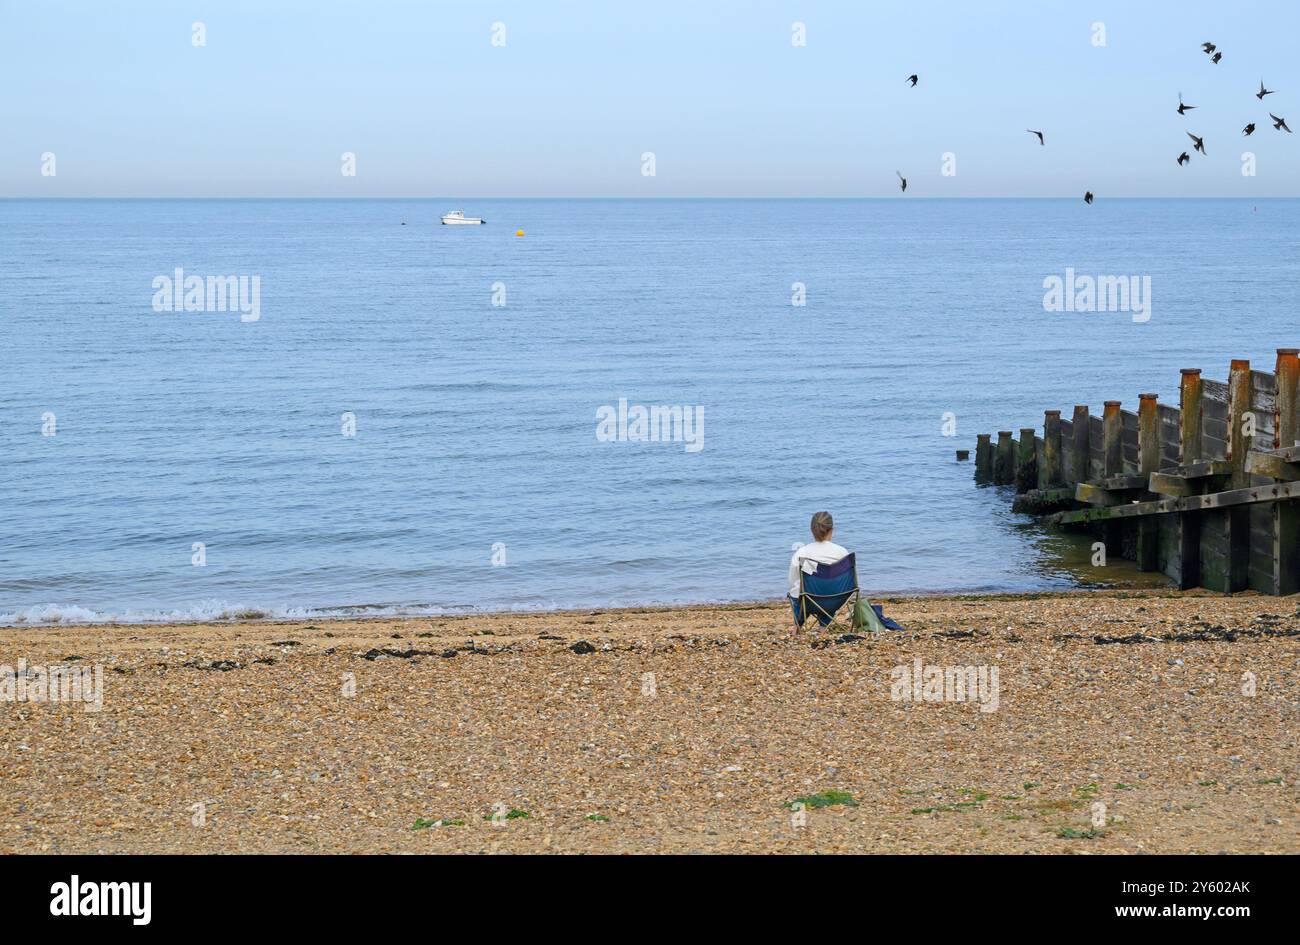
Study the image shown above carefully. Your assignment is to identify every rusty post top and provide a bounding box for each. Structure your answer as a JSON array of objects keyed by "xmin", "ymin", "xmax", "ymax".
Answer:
[
  {"xmin": 1230, "ymin": 359, "xmax": 1250, "ymax": 371},
  {"xmin": 1020, "ymin": 427, "xmax": 1036, "ymax": 435},
  {"xmin": 1073, "ymin": 404, "xmax": 1088, "ymax": 411},
  {"xmin": 976, "ymin": 432, "xmax": 991, "ymax": 441},
  {"xmin": 1044, "ymin": 409, "xmax": 1061, "ymax": 418},
  {"xmin": 1180, "ymin": 368, "xmax": 1202, "ymax": 376},
  {"xmin": 1139, "ymin": 392, "xmax": 1158, "ymax": 400},
  {"xmin": 1278, "ymin": 348, "xmax": 1299, "ymax": 356},
  {"xmin": 998, "ymin": 430, "xmax": 1013, "ymax": 437},
  {"xmin": 1103, "ymin": 401, "xmax": 1121, "ymax": 415}
]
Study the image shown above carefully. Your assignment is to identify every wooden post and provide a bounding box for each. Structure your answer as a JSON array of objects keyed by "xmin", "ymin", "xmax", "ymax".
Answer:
[
  {"xmin": 1203, "ymin": 360, "xmax": 1252, "ymax": 592},
  {"xmin": 994, "ymin": 431, "xmax": 1015, "ymax": 485},
  {"xmin": 1138, "ymin": 393, "xmax": 1159, "ymax": 475},
  {"xmin": 1103, "ymin": 401, "xmax": 1122, "ymax": 476},
  {"xmin": 1070, "ymin": 405, "xmax": 1090, "ymax": 484},
  {"xmin": 1042, "ymin": 410, "xmax": 1062, "ymax": 487},
  {"xmin": 1175, "ymin": 368, "xmax": 1204, "ymax": 588},
  {"xmin": 1228, "ymin": 359, "xmax": 1252, "ymax": 486},
  {"xmin": 1274, "ymin": 349, "xmax": 1300, "ymax": 594},
  {"xmin": 1277, "ymin": 348, "xmax": 1299, "ymax": 449},
  {"xmin": 1179, "ymin": 369, "xmax": 1203, "ymax": 464},
  {"xmin": 1100, "ymin": 401, "xmax": 1126, "ymax": 558},
  {"xmin": 1136, "ymin": 393, "xmax": 1160, "ymax": 571},
  {"xmin": 1229, "ymin": 359, "xmax": 1253, "ymax": 590},
  {"xmin": 1016, "ymin": 428, "xmax": 1037, "ymax": 493},
  {"xmin": 974, "ymin": 434, "xmax": 993, "ymax": 482}
]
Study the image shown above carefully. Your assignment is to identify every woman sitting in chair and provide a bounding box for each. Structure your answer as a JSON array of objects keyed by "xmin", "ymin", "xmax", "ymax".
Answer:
[{"xmin": 788, "ymin": 511, "xmax": 848, "ymax": 623}]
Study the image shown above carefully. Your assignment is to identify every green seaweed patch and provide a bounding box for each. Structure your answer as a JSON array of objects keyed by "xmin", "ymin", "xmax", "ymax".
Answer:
[
  {"xmin": 1074, "ymin": 783, "xmax": 1100, "ymax": 798},
  {"xmin": 484, "ymin": 808, "xmax": 530, "ymax": 821},
  {"xmin": 1114, "ymin": 783, "xmax": 1132, "ymax": 791},
  {"xmin": 910, "ymin": 802, "xmax": 982, "ymax": 814},
  {"xmin": 1198, "ymin": 780, "xmax": 1218, "ymax": 787},
  {"xmin": 1057, "ymin": 826, "xmax": 1105, "ymax": 839},
  {"xmin": 1023, "ymin": 782, "xmax": 1042, "ymax": 791},
  {"xmin": 784, "ymin": 790, "xmax": 858, "ymax": 810},
  {"xmin": 585, "ymin": 813, "xmax": 610, "ymax": 822},
  {"xmin": 1256, "ymin": 776, "xmax": 1283, "ymax": 785}
]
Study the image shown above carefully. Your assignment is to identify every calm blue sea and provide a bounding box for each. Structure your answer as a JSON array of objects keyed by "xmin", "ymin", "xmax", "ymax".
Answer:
[{"xmin": 2, "ymin": 198, "xmax": 1297, "ymax": 624}]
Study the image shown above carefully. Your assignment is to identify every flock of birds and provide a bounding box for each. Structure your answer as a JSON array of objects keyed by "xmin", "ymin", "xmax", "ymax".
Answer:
[
  {"xmin": 894, "ymin": 43, "xmax": 1291, "ymax": 203},
  {"xmin": 1174, "ymin": 42, "xmax": 1291, "ymax": 173}
]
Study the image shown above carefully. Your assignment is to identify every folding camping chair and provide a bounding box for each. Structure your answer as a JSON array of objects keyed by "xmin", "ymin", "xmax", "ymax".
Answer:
[{"xmin": 792, "ymin": 552, "xmax": 866, "ymax": 633}]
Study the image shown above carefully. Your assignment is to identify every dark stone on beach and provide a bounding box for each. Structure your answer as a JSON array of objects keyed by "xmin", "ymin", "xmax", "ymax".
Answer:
[
  {"xmin": 538, "ymin": 633, "xmax": 563, "ymax": 640},
  {"xmin": 181, "ymin": 658, "xmax": 255, "ymax": 671},
  {"xmin": 441, "ymin": 649, "xmax": 457, "ymax": 659},
  {"xmin": 270, "ymin": 640, "xmax": 300, "ymax": 647},
  {"xmin": 252, "ymin": 657, "xmax": 276, "ymax": 665},
  {"xmin": 935, "ymin": 629, "xmax": 976, "ymax": 639},
  {"xmin": 835, "ymin": 634, "xmax": 866, "ymax": 644},
  {"xmin": 359, "ymin": 647, "xmax": 440, "ymax": 661},
  {"xmin": 570, "ymin": 640, "xmax": 596, "ymax": 654},
  {"xmin": 1093, "ymin": 633, "xmax": 1158, "ymax": 645},
  {"xmin": 1166, "ymin": 628, "xmax": 1239, "ymax": 642}
]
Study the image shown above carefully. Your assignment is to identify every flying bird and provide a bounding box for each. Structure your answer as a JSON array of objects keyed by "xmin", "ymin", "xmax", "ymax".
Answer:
[
  {"xmin": 1084, "ymin": 191, "xmax": 1094, "ymax": 204},
  {"xmin": 1177, "ymin": 94, "xmax": 1195, "ymax": 115},
  {"xmin": 906, "ymin": 74, "xmax": 918, "ymax": 87},
  {"xmin": 1257, "ymin": 80, "xmax": 1276, "ymax": 100},
  {"xmin": 1177, "ymin": 151, "xmax": 1190, "ymax": 165},
  {"xmin": 1187, "ymin": 132, "xmax": 1206, "ymax": 154},
  {"xmin": 1211, "ymin": 52, "xmax": 1222, "ymax": 64},
  {"xmin": 1202, "ymin": 42, "xmax": 1216, "ymax": 54},
  {"xmin": 1243, "ymin": 123, "xmax": 1256, "ymax": 136},
  {"xmin": 896, "ymin": 171, "xmax": 907, "ymax": 192},
  {"xmin": 1027, "ymin": 129, "xmax": 1045, "ymax": 146},
  {"xmin": 1271, "ymin": 113, "xmax": 1292, "ymax": 133}
]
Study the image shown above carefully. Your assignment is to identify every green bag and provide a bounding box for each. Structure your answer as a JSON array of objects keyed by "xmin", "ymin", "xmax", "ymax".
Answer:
[{"xmin": 852, "ymin": 597, "xmax": 886, "ymax": 634}]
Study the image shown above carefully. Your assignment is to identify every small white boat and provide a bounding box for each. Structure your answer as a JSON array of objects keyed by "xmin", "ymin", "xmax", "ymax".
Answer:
[{"xmin": 441, "ymin": 209, "xmax": 485, "ymax": 225}]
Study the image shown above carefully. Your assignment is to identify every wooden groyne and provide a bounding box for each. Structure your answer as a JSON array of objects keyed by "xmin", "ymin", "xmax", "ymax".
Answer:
[{"xmin": 975, "ymin": 349, "xmax": 1300, "ymax": 595}]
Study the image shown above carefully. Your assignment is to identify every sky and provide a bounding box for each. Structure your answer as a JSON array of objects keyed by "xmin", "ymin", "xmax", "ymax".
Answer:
[{"xmin": 1, "ymin": 0, "xmax": 1298, "ymax": 197}]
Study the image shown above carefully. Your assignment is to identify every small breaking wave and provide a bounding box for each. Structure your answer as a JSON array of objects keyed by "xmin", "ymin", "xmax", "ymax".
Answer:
[
  {"xmin": 0, "ymin": 600, "xmax": 314, "ymax": 627},
  {"xmin": 0, "ymin": 591, "xmax": 775, "ymax": 627}
]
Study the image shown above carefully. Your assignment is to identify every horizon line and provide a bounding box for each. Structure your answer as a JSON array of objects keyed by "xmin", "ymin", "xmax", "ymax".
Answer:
[{"xmin": 4, "ymin": 194, "xmax": 1297, "ymax": 200}]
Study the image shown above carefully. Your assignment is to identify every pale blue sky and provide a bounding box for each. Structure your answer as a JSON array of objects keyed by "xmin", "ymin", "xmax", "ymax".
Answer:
[{"xmin": 2, "ymin": 0, "xmax": 1297, "ymax": 196}]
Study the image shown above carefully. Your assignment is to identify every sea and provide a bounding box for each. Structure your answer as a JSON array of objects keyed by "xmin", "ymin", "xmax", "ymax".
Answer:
[{"xmin": 2, "ymin": 197, "xmax": 1297, "ymax": 624}]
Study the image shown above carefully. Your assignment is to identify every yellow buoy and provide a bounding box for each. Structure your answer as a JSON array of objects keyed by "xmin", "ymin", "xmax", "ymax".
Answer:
[{"xmin": 515, "ymin": 229, "xmax": 524, "ymax": 237}]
